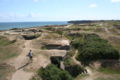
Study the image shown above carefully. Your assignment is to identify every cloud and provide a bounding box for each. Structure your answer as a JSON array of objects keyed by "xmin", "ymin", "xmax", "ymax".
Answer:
[
  {"xmin": 89, "ymin": 4, "xmax": 97, "ymax": 8},
  {"xmin": 111, "ymin": 0, "xmax": 120, "ymax": 3}
]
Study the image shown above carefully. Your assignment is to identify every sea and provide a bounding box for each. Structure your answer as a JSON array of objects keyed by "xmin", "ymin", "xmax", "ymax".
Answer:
[{"xmin": 0, "ymin": 21, "xmax": 68, "ymax": 30}]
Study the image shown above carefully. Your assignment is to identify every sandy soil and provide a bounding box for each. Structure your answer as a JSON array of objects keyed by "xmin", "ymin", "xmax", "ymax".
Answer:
[
  {"xmin": 7, "ymin": 32, "xmax": 69, "ymax": 80},
  {"xmin": 8, "ymin": 40, "xmax": 50, "ymax": 80}
]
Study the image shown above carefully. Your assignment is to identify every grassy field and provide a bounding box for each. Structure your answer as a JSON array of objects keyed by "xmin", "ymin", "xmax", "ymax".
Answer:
[
  {"xmin": 98, "ymin": 67, "xmax": 120, "ymax": 74},
  {"xmin": 0, "ymin": 36, "xmax": 19, "ymax": 62},
  {"xmin": 75, "ymin": 74, "xmax": 88, "ymax": 80},
  {"xmin": 0, "ymin": 63, "xmax": 15, "ymax": 80},
  {"xmin": 95, "ymin": 77, "xmax": 120, "ymax": 80},
  {"xmin": 0, "ymin": 36, "xmax": 20, "ymax": 80}
]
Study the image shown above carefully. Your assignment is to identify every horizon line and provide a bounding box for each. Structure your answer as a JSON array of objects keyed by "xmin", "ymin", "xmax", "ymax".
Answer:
[{"xmin": 0, "ymin": 19, "xmax": 120, "ymax": 23}]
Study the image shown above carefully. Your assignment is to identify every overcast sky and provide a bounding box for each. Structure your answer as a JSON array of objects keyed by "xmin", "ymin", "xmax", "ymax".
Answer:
[{"xmin": 0, "ymin": 0, "xmax": 120, "ymax": 22}]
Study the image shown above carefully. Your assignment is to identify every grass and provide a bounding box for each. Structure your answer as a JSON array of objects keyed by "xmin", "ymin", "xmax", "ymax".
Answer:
[
  {"xmin": 0, "ymin": 63, "xmax": 15, "ymax": 80},
  {"xmin": 0, "ymin": 36, "xmax": 15, "ymax": 46},
  {"xmin": 95, "ymin": 77, "xmax": 120, "ymax": 80},
  {"xmin": 94, "ymin": 28, "xmax": 106, "ymax": 33},
  {"xmin": 42, "ymin": 33, "xmax": 60, "ymax": 39},
  {"xmin": 45, "ymin": 27, "xmax": 54, "ymax": 31},
  {"xmin": 98, "ymin": 67, "xmax": 120, "ymax": 74},
  {"xmin": 75, "ymin": 74, "xmax": 88, "ymax": 80},
  {"xmin": 0, "ymin": 36, "xmax": 19, "ymax": 80},
  {"xmin": 81, "ymin": 27, "xmax": 95, "ymax": 31},
  {"xmin": 0, "ymin": 36, "xmax": 19, "ymax": 62},
  {"xmin": 0, "ymin": 47, "xmax": 18, "ymax": 62},
  {"xmin": 109, "ymin": 28, "xmax": 120, "ymax": 35},
  {"xmin": 64, "ymin": 57, "xmax": 75, "ymax": 66},
  {"xmin": 108, "ymin": 36, "xmax": 120, "ymax": 52}
]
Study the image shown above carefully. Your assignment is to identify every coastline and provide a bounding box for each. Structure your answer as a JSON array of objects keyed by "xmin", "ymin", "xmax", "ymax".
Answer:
[
  {"xmin": 0, "ymin": 21, "xmax": 68, "ymax": 31},
  {"xmin": 0, "ymin": 24, "xmax": 69, "ymax": 36}
]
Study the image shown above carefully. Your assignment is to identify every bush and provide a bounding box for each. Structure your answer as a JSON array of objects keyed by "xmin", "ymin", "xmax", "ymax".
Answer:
[
  {"xmin": 71, "ymin": 38, "xmax": 85, "ymax": 49},
  {"xmin": 64, "ymin": 57, "xmax": 75, "ymax": 66},
  {"xmin": 66, "ymin": 49, "xmax": 76, "ymax": 57},
  {"xmin": 65, "ymin": 65, "xmax": 85, "ymax": 77},
  {"xmin": 71, "ymin": 34, "xmax": 120, "ymax": 65},
  {"xmin": 38, "ymin": 64, "xmax": 73, "ymax": 80},
  {"xmin": 50, "ymin": 56, "xmax": 63, "ymax": 68}
]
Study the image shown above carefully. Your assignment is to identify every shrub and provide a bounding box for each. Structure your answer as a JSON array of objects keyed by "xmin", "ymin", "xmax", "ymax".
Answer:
[
  {"xmin": 71, "ymin": 38, "xmax": 85, "ymax": 49},
  {"xmin": 65, "ymin": 65, "xmax": 85, "ymax": 77},
  {"xmin": 50, "ymin": 56, "xmax": 63, "ymax": 68},
  {"xmin": 71, "ymin": 34, "xmax": 120, "ymax": 65},
  {"xmin": 64, "ymin": 57, "xmax": 75, "ymax": 66},
  {"xmin": 38, "ymin": 64, "xmax": 73, "ymax": 80},
  {"xmin": 67, "ymin": 49, "xmax": 76, "ymax": 57}
]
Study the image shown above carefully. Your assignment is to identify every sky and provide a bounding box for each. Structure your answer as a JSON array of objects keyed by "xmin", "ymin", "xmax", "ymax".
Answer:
[{"xmin": 0, "ymin": 0, "xmax": 120, "ymax": 22}]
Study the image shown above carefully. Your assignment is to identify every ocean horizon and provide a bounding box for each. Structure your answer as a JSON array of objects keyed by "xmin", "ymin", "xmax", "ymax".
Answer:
[{"xmin": 0, "ymin": 21, "xmax": 68, "ymax": 30}]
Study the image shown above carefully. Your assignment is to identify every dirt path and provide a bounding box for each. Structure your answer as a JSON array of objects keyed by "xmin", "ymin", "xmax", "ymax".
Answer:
[
  {"xmin": 10, "ymin": 40, "xmax": 34, "ymax": 80},
  {"xmin": 72, "ymin": 50, "xmax": 100, "ymax": 80},
  {"xmin": 9, "ymin": 40, "xmax": 50, "ymax": 80},
  {"xmin": 8, "ymin": 32, "xmax": 70, "ymax": 80},
  {"xmin": 104, "ymin": 27, "xmax": 110, "ymax": 34},
  {"xmin": 82, "ymin": 67, "xmax": 99, "ymax": 80},
  {"xmin": 72, "ymin": 50, "xmax": 81, "ymax": 65}
]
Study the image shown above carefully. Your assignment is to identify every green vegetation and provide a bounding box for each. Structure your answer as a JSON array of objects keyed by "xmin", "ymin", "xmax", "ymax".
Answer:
[
  {"xmin": 0, "ymin": 47, "xmax": 18, "ymax": 61},
  {"xmin": 64, "ymin": 52, "xmax": 85, "ymax": 78},
  {"xmin": 37, "ymin": 64, "xmax": 73, "ymax": 80},
  {"xmin": 75, "ymin": 74, "xmax": 88, "ymax": 80},
  {"xmin": 69, "ymin": 34, "xmax": 120, "ymax": 65},
  {"xmin": 95, "ymin": 77, "xmax": 120, "ymax": 80},
  {"xmin": 64, "ymin": 50, "xmax": 76, "ymax": 66},
  {"xmin": 64, "ymin": 57, "xmax": 75, "ymax": 66},
  {"xmin": 65, "ymin": 65, "xmax": 85, "ymax": 77},
  {"xmin": 0, "ymin": 36, "xmax": 16, "ymax": 46},
  {"xmin": 0, "ymin": 63, "xmax": 15, "ymax": 80},
  {"xmin": 42, "ymin": 33, "xmax": 60, "ymax": 39},
  {"xmin": 0, "ymin": 36, "xmax": 18, "ymax": 62},
  {"xmin": 98, "ymin": 67, "xmax": 120, "ymax": 74},
  {"xmin": 55, "ymin": 30, "xmax": 63, "ymax": 35},
  {"xmin": 50, "ymin": 56, "xmax": 63, "ymax": 68},
  {"xmin": 67, "ymin": 49, "xmax": 76, "ymax": 57},
  {"xmin": 45, "ymin": 27, "xmax": 54, "ymax": 31},
  {"xmin": 54, "ymin": 30, "xmax": 65, "ymax": 38}
]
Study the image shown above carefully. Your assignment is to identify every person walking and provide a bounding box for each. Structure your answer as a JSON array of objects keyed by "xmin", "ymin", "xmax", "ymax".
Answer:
[{"xmin": 27, "ymin": 50, "xmax": 33, "ymax": 63}]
